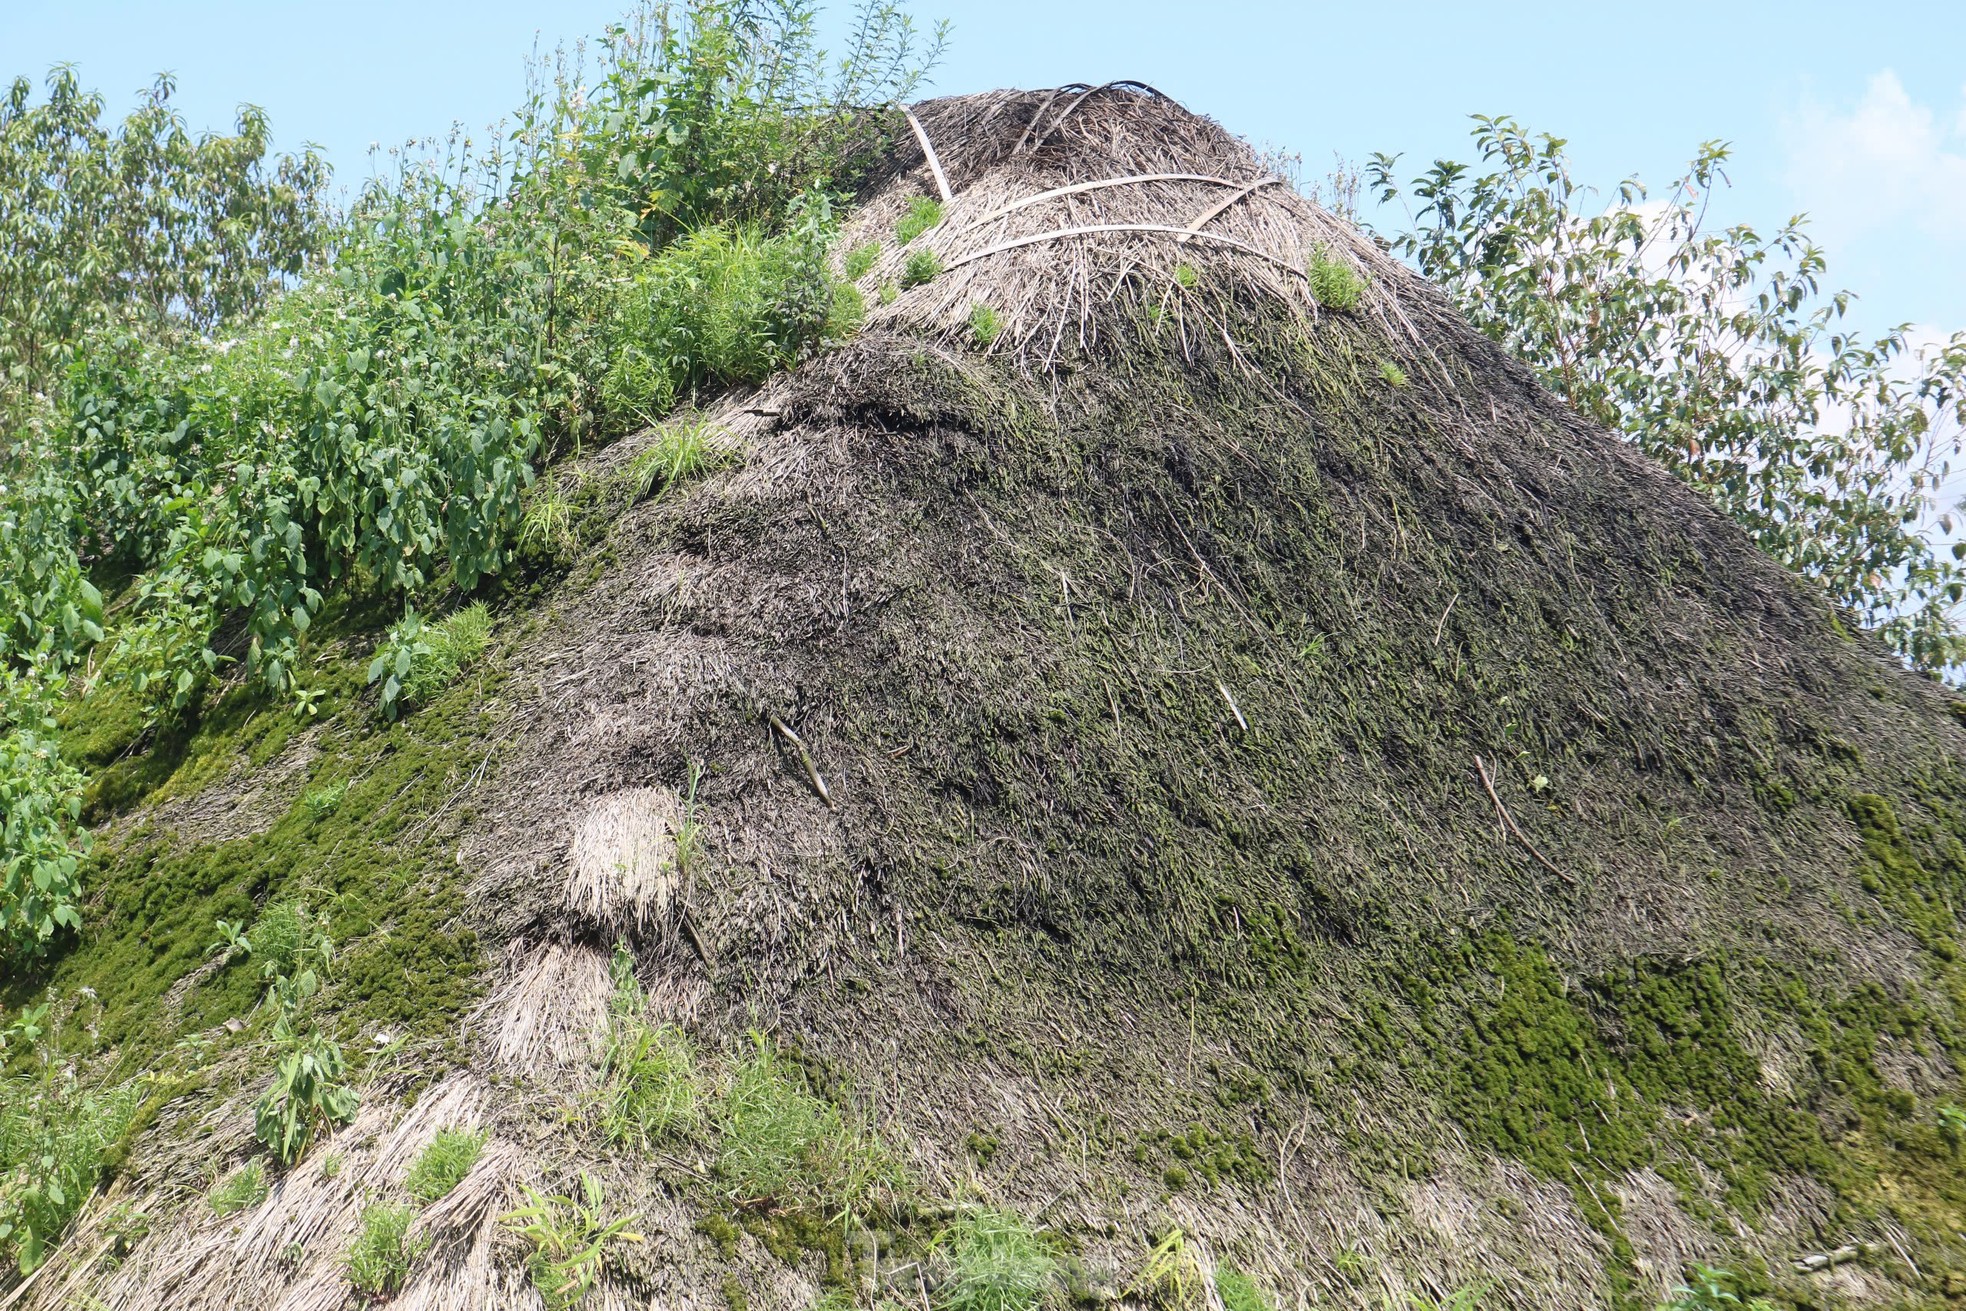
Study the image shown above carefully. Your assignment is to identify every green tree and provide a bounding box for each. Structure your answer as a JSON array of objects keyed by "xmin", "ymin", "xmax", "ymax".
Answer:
[
  {"xmin": 1370, "ymin": 118, "xmax": 1966, "ymax": 672},
  {"xmin": 0, "ymin": 66, "xmax": 331, "ymax": 425}
]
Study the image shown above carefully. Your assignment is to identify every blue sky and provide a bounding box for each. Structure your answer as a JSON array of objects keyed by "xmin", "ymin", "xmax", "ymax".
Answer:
[{"xmin": 5, "ymin": 0, "xmax": 1964, "ymax": 340}]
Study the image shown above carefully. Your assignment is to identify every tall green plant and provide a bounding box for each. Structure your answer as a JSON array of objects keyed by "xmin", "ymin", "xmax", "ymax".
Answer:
[
  {"xmin": 580, "ymin": 0, "xmax": 945, "ymax": 243},
  {"xmin": 1370, "ymin": 120, "xmax": 1966, "ymax": 671}
]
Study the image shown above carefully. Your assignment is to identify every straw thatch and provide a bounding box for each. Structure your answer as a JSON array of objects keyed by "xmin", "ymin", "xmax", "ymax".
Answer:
[{"xmin": 29, "ymin": 84, "xmax": 1966, "ymax": 1311}]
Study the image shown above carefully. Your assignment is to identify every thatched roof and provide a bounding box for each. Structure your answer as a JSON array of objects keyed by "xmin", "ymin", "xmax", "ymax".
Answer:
[{"xmin": 32, "ymin": 87, "xmax": 1966, "ymax": 1311}]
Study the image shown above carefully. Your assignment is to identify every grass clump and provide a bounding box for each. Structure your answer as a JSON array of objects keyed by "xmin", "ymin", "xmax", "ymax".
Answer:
[
  {"xmin": 1378, "ymin": 359, "xmax": 1408, "ymax": 388},
  {"xmin": 239, "ymin": 893, "xmax": 334, "ymax": 985},
  {"xmin": 1173, "ymin": 262, "xmax": 1199, "ymax": 289},
  {"xmin": 931, "ymin": 1209, "xmax": 1057, "ymax": 1311},
  {"xmin": 895, "ymin": 195, "xmax": 944, "ymax": 244},
  {"xmin": 1132, "ymin": 1229, "xmax": 1210, "ymax": 1311},
  {"xmin": 624, "ymin": 418, "xmax": 728, "ymax": 502},
  {"xmin": 519, "ymin": 482, "xmax": 577, "ymax": 559},
  {"xmin": 968, "ymin": 303, "xmax": 1003, "ymax": 348},
  {"xmin": 1307, "ymin": 244, "xmax": 1366, "ymax": 311},
  {"xmin": 405, "ymin": 1127, "xmax": 487, "ymax": 1203},
  {"xmin": 1212, "ymin": 1266, "xmax": 1269, "ymax": 1311},
  {"xmin": 209, "ymin": 1160, "xmax": 268, "ymax": 1216},
  {"xmin": 844, "ymin": 242, "xmax": 881, "ymax": 280},
  {"xmin": 601, "ymin": 950, "xmax": 703, "ymax": 1150},
  {"xmin": 503, "ymin": 1173, "xmax": 643, "ymax": 1311},
  {"xmin": 901, "ymin": 249, "xmax": 942, "ymax": 289},
  {"xmin": 716, "ymin": 1041, "xmax": 905, "ymax": 1216},
  {"xmin": 345, "ymin": 1202, "xmax": 427, "ymax": 1298}
]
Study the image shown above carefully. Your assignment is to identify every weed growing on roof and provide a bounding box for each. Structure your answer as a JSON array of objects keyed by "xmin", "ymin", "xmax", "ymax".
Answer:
[
  {"xmin": 1132, "ymin": 1229, "xmax": 1209, "ymax": 1311},
  {"xmin": 209, "ymin": 1160, "xmax": 268, "ymax": 1216},
  {"xmin": 502, "ymin": 1173, "xmax": 643, "ymax": 1311},
  {"xmin": 902, "ymin": 250, "xmax": 943, "ymax": 289},
  {"xmin": 968, "ymin": 303, "xmax": 1003, "ymax": 348},
  {"xmin": 624, "ymin": 419, "xmax": 728, "ymax": 502},
  {"xmin": 253, "ymin": 1030, "xmax": 359, "ymax": 1166},
  {"xmin": 930, "ymin": 1209, "xmax": 1057, "ymax": 1311},
  {"xmin": 1378, "ymin": 360, "xmax": 1408, "ymax": 387},
  {"xmin": 601, "ymin": 205, "xmax": 850, "ymax": 424},
  {"xmin": 844, "ymin": 242, "xmax": 881, "ymax": 280},
  {"xmin": 600, "ymin": 946, "xmax": 703, "ymax": 1149},
  {"xmin": 1658, "ymin": 1267, "xmax": 1773, "ymax": 1311},
  {"xmin": 673, "ymin": 760, "xmax": 706, "ymax": 876},
  {"xmin": 1306, "ymin": 244, "xmax": 1365, "ymax": 311},
  {"xmin": 895, "ymin": 195, "xmax": 944, "ymax": 244},
  {"xmin": 405, "ymin": 1127, "xmax": 487, "ymax": 1202},
  {"xmin": 302, "ymin": 779, "xmax": 347, "ymax": 819},
  {"xmin": 716, "ymin": 1038, "xmax": 906, "ymax": 1216},
  {"xmin": 1173, "ymin": 262, "xmax": 1199, "ymax": 289},
  {"xmin": 1212, "ymin": 1266, "xmax": 1269, "ymax": 1311},
  {"xmin": 345, "ymin": 1202, "xmax": 427, "ymax": 1297}
]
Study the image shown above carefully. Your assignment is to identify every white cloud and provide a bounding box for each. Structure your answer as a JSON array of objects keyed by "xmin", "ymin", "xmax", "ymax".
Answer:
[{"xmin": 1784, "ymin": 70, "xmax": 1966, "ymax": 242}]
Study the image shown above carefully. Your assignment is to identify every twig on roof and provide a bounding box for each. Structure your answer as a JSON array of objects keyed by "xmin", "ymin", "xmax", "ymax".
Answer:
[{"xmin": 1474, "ymin": 753, "xmax": 1577, "ymax": 887}]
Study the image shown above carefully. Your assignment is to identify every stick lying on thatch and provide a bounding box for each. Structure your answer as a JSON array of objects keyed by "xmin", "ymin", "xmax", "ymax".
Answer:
[
  {"xmin": 942, "ymin": 223, "xmax": 1310, "ymax": 282},
  {"xmin": 768, "ymin": 713, "xmax": 835, "ymax": 808},
  {"xmin": 1179, "ymin": 177, "xmax": 1284, "ymax": 241},
  {"xmin": 1473, "ymin": 754, "xmax": 1577, "ymax": 887},
  {"xmin": 901, "ymin": 104, "xmax": 953, "ymax": 202},
  {"xmin": 956, "ymin": 173, "xmax": 1254, "ymax": 232}
]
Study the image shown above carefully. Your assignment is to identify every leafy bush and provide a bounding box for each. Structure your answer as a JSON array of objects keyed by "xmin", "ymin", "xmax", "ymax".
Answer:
[
  {"xmin": 715, "ymin": 1040, "xmax": 905, "ymax": 1216},
  {"xmin": 0, "ymin": 1024, "xmax": 145, "ymax": 1275},
  {"xmin": 406, "ymin": 1127, "xmax": 486, "ymax": 1203},
  {"xmin": 895, "ymin": 195, "xmax": 944, "ymax": 244},
  {"xmin": 209, "ymin": 1160, "xmax": 268, "ymax": 1216},
  {"xmin": 0, "ymin": 708, "xmax": 88, "ymax": 957},
  {"xmin": 930, "ymin": 1209, "xmax": 1057, "ymax": 1311},
  {"xmin": 582, "ymin": 0, "xmax": 944, "ymax": 243},
  {"xmin": 502, "ymin": 1173, "xmax": 642, "ymax": 1310},
  {"xmin": 1306, "ymin": 245, "xmax": 1364, "ymax": 311},
  {"xmin": 346, "ymin": 1201, "xmax": 427, "ymax": 1296},
  {"xmin": 0, "ymin": 68, "xmax": 330, "ymax": 421}
]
